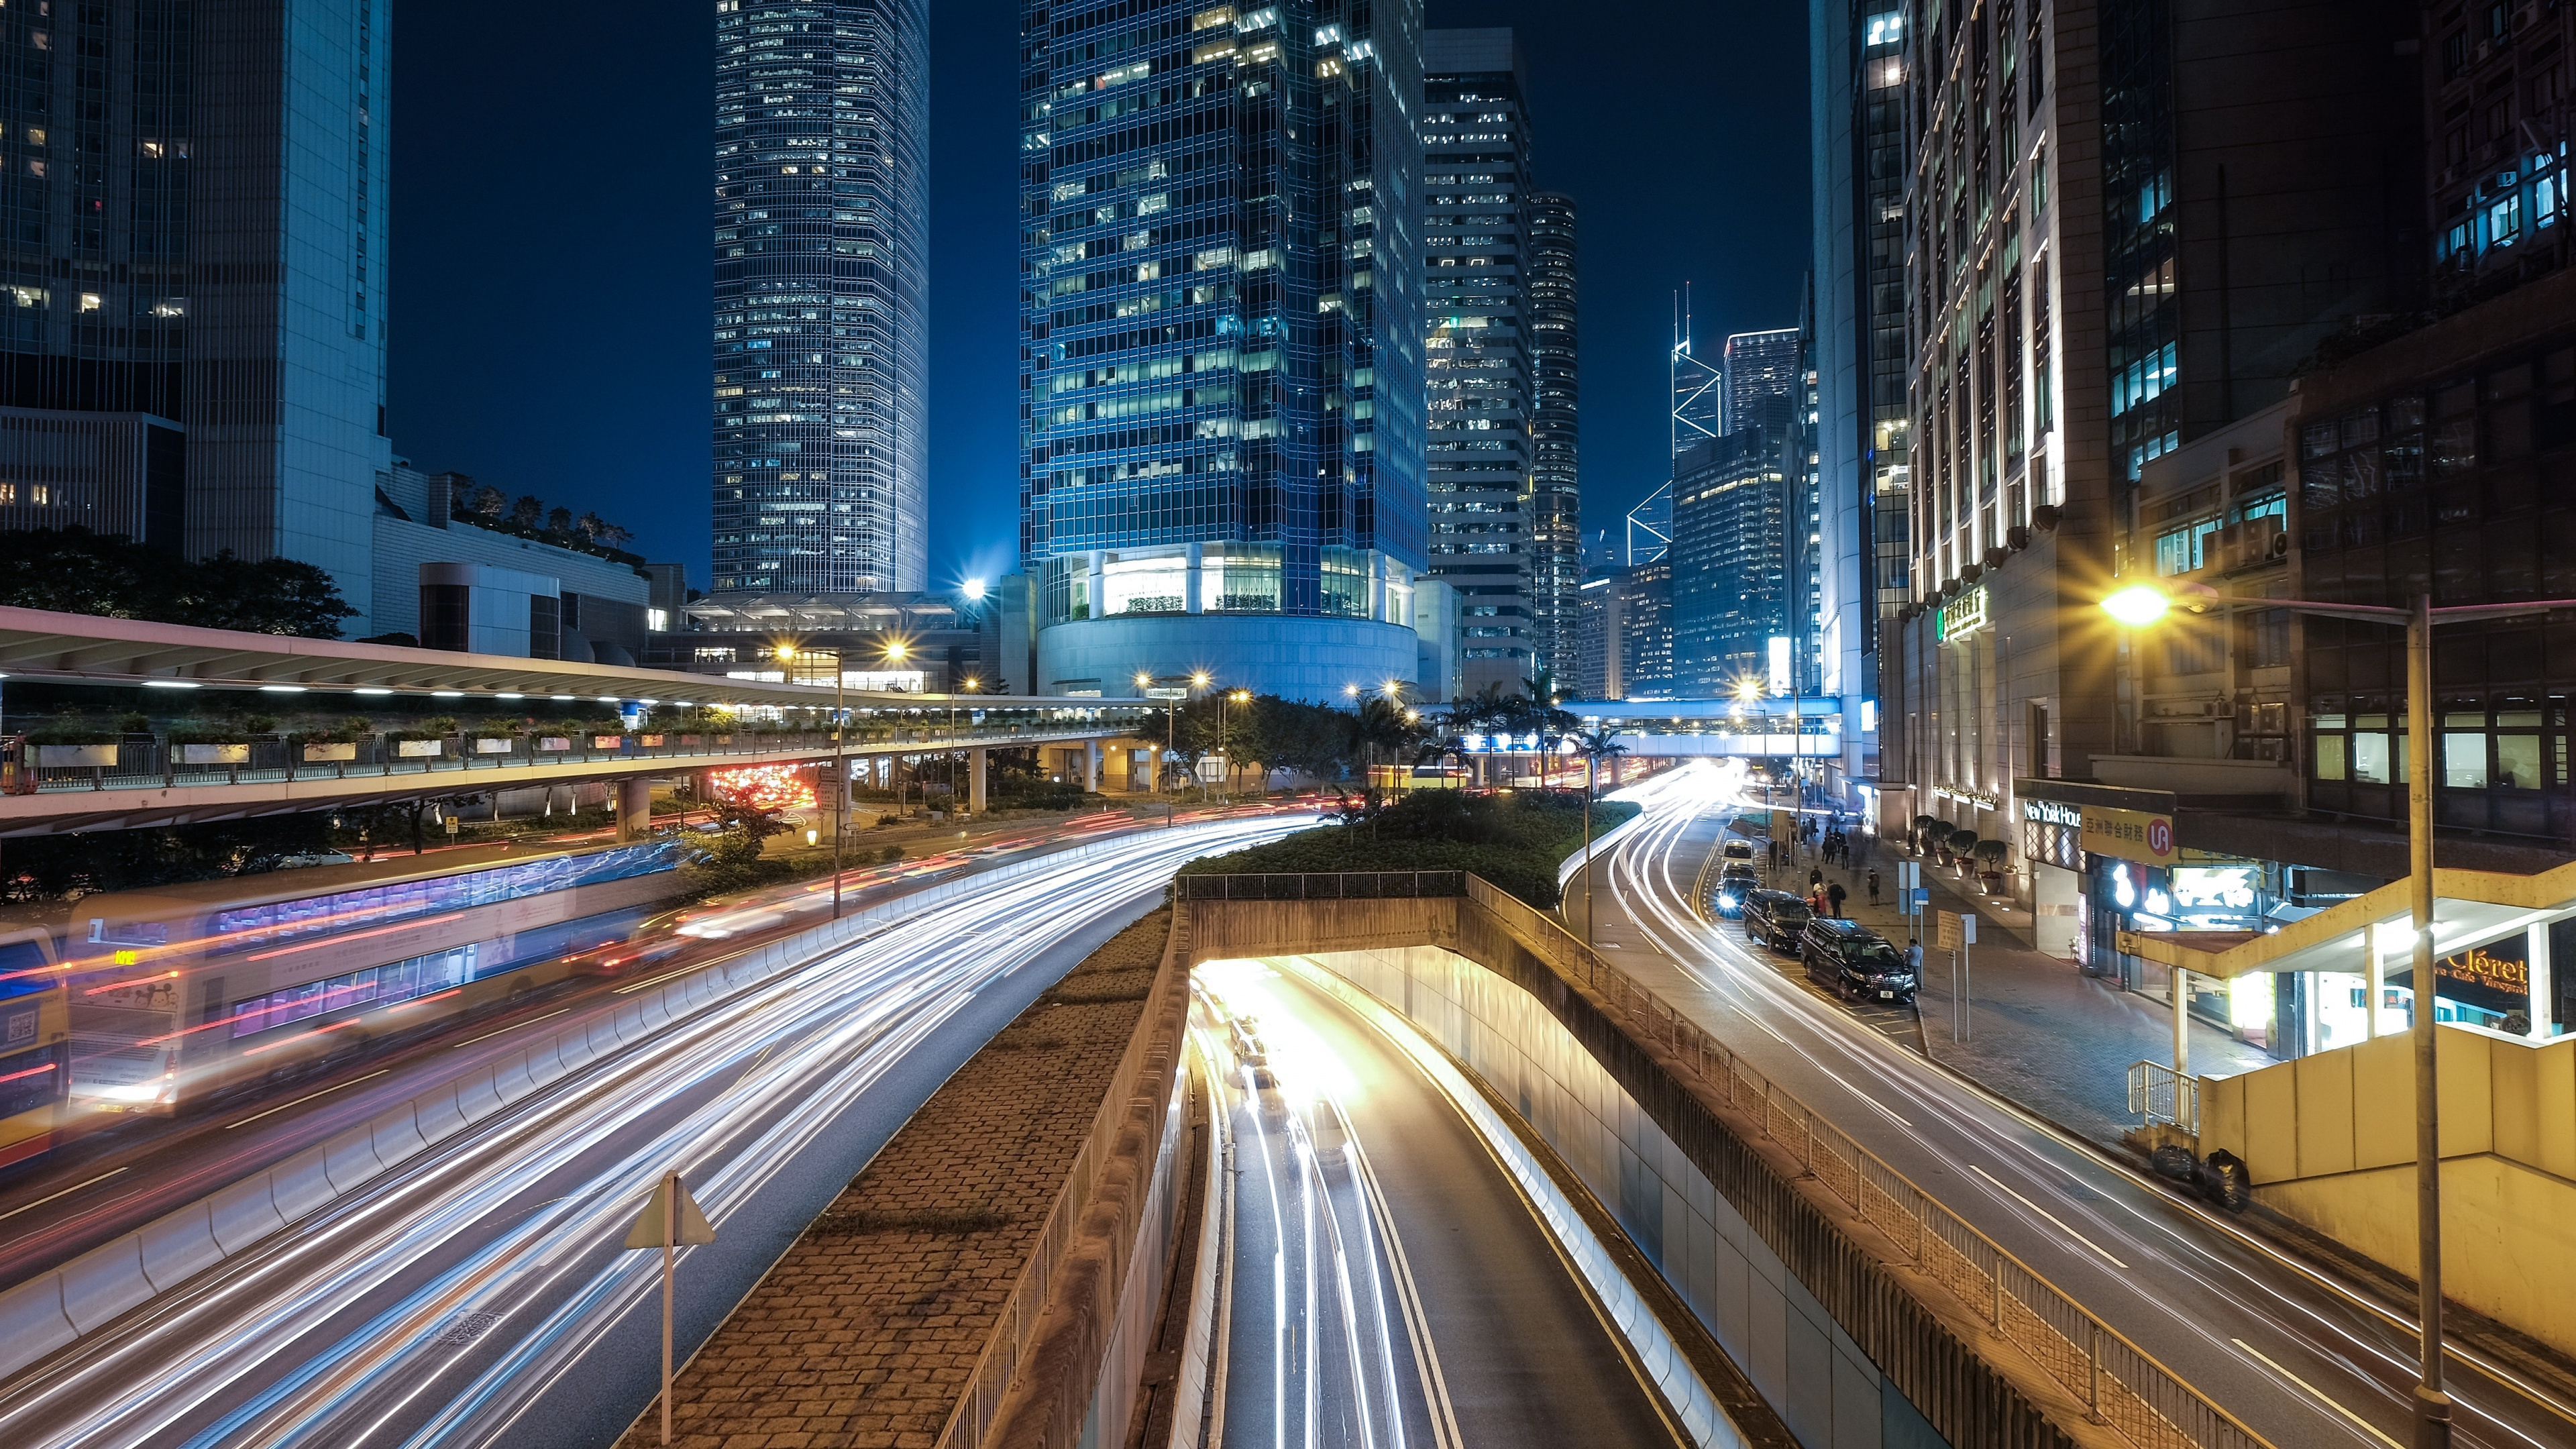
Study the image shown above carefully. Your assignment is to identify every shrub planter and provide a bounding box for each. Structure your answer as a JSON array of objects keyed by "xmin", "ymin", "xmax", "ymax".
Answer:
[
  {"xmin": 474, "ymin": 737, "xmax": 517, "ymax": 754},
  {"xmin": 178, "ymin": 743, "xmax": 250, "ymax": 765},
  {"xmin": 537, "ymin": 737, "xmax": 572, "ymax": 753},
  {"xmin": 396, "ymin": 739, "xmax": 443, "ymax": 758},
  {"xmin": 301, "ymin": 743, "xmax": 359, "ymax": 763},
  {"xmin": 591, "ymin": 734, "xmax": 625, "ymax": 749}
]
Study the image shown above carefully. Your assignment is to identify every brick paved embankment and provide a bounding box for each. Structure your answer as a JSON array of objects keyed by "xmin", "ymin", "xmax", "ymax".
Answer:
[{"xmin": 615, "ymin": 909, "xmax": 1174, "ymax": 1449}]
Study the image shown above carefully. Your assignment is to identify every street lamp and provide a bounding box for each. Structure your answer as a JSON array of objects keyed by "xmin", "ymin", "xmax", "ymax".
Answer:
[
  {"xmin": 1219, "ymin": 687, "xmax": 1250, "ymax": 802},
  {"xmin": 2103, "ymin": 580, "xmax": 2576, "ymax": 1449},
  {"xmin": 775, "ymin": 642, "xmax": 848, "ymax": 920}
]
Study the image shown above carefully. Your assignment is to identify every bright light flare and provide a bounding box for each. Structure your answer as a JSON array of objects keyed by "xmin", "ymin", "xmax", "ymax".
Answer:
[
  {"xmin": 2101, "ymin": 584, "xmax": 2171, "ymax": 627},
  {"xmin": 1194, "ymin": 957, "xmax": 1362, "ymax": 1111}
]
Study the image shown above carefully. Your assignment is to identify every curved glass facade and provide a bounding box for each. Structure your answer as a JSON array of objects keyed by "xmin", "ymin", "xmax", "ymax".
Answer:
[
  {"xmin": 711, "ymin": 0, "xmax": 930, "ymax": 596},
  {"xmin": 1017, "ymin": 1, "xmax": 1428, "ymax": 698}
]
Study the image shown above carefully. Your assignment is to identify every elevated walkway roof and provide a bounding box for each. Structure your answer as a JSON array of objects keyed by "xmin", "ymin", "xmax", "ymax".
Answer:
[{"xmin": 2121, "ymin": 859, "xmax": 2576, "ymax": 980}]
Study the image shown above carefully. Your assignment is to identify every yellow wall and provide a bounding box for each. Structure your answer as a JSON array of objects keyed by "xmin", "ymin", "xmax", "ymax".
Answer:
[{"xmin": 2200, "ymin": 1025, "xmax": 2576, "ymax": 1357}]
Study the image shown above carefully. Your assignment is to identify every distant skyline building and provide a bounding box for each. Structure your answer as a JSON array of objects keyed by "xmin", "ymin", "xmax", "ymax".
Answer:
[
  {"xmin": 1016, "ymin": 0, "xmax": 1432, "ymax": 701},
  {"xmin": 1669, "ymin": 430, "xmax": 1787, "ymax": 696},
  {"xmin": 1423, "ymin": 28, "xmax": 1536, "ymax": 698},
  {"xmin": 0, "ymin": 0, "xmax": 392, "ymax": 630},
  {"xmin": 710, "ymin": 0, "xmax": 930, "ymax": 596},
  {"xmin": 1526, "ymin": 191, "xmax": 1581, "ymax": 687},
  {"xmin": 1721, "ymin": 327, "xmax": 1802, "ymax": 438},
  {"xmin": 1625, "ymin": 481, "xmax": 1671, "ymax": 566},
  {"xmin": 1670, "ymin": 286, "xmax": 1723, "ymax": 456}
]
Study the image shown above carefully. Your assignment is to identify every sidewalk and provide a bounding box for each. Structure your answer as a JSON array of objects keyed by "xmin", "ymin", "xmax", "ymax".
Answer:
[{"xmin": 1780, "ymin": 835, "xmax": 2274, "ymax": 1146}]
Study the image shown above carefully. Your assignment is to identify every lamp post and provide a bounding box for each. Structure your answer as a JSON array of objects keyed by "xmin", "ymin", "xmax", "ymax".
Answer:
[
  {"xmin": 776, "ymin": 643, "xmax": 847, "ymax": 919},
  {"xmin": 1220, "ymin": 688, "xmax": 1250, "ymax": 802},
  {"xmin": 2103, "ymin": 581, "xmax": 2576, "ymax": 1449}
]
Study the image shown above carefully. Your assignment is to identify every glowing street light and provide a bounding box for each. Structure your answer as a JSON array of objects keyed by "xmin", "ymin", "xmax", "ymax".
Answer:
[{"xmin": 2100, "ymin": 583, "xmax": 2174, "ymax": 627}]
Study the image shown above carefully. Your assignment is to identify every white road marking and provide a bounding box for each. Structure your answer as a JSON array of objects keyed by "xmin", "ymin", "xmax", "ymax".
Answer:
[{"xmin": 2231, "ymin": 1338, "xmax": 2404, "ymax": 1449}]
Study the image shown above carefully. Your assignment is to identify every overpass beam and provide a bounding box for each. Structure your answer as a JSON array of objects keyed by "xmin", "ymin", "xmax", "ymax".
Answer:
[
  {"xmin": 969, "ymin": 747, "xmax": 987, "ymax": 817},
  {"xmin": 616, "ymin": 777, "xmax": 651, "ymax": 842}
]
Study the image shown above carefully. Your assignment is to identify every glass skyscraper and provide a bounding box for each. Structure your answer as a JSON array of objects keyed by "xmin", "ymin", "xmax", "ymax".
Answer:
[
  {"xmin": 1526, "ymin": 191, "xmax": 1580, "ymax": 687},
  {"xmin": 0, "ymin": 0, "xmax": 391, "ymax": 629},
  {"xmin": 710, "ymin": 0, "xmax": 930, "ymax": 596},
  {"xmin": 1423, "ymin": 28, "xmax": 1533, "ymax": 697},
  {"xmin": 1018, "ymin": 1, "xmax": 1430, "ymax": 700}
]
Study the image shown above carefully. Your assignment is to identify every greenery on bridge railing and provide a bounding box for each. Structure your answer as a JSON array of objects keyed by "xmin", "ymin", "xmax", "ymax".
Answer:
[{"xmin": 1175, "ymin": 788, "xmax": 1638, "ymax": 909}]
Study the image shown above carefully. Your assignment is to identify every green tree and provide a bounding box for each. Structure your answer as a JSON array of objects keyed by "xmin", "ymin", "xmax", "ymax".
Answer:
[{"xmin": 0, "ymin": 528, "xmax": 356, "ymax": 638}]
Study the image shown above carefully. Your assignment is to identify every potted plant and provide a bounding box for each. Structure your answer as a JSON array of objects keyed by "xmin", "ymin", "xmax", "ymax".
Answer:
[
  {"xmin": 470, "ymin": 717, "xmax": 524, "ymax": 755},
  {"xmin": 1910, "ymin": 814, "xmax": 1939, "ymax": 855},
  {"xmin": 1972, "ymin": 837, "xmax": 2010, "ymax": 894},
  {"xmin": 170, "ymin": 718, "xmax": 264, "ymax": 766},
  {"xmin": 387, "ymin": 715, "xmax": 459, "ymax": 759},
  {"xmin": 1919, "ymin": 818, "xmax": 1955, "ymax": 863},
  {"xmin": 295, "ymin": 716, "xmax": 371, "ymax": 763},
  {"xmin": 29, "ymin": 720, "xmax": 121, "ymax": 768},
  {"xmin": 1945, "ymin": 829, "xmax": 1980, "ymax": 871}
]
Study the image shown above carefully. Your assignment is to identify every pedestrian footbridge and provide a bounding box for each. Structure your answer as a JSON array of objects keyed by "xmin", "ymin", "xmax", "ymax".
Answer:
[{"xmin": 0, "ymin": 606, "xmax": 1152, "ymax": 835}]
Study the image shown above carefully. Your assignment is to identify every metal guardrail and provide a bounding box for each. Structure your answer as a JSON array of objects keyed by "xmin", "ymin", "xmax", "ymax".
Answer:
[
  {"xmin": 2127, "ymin": 1060, "xmax": 2202, "ymax": 1136},
  {"xmin": 1461, "ymin": 876, "xmax": 2273, "ymax": 1449},
  {"xmin": 7, "ymin": 722, "xmax": 1117, "ymax": 796},
  {"xmin": 932, "ymin": 894, "xmax": 1196, "ymax": 1449},
  {"xmin": 1171, "ymin": 870, "xmax": 1468, "ymax": 902}
]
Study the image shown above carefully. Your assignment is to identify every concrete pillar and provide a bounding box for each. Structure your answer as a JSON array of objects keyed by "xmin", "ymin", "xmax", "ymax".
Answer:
[
  {"xmin": 2529, "ymin": 920, "xmax": 2554, "ymax": 1040},
  {"xmin": 2172, "ymin": 967, "xmax": 2191, "ymax": 1075},
  {"xmin": 2364, "ymin": 920, "xmax": 2383, "ymax": 1040},
  {"xmin": 969, "ymin": 747, "xmax": 988, "ymax": 816},
  {"xmin": 1085, "ymin": 739, "xmax": 1102, "ymax": 792},
  {"xmin": 616, "ymin": 777, "xmax": 651, "ymax": 841}
]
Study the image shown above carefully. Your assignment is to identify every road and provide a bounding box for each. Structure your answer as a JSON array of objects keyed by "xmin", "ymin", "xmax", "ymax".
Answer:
[
  {"xmin": 0, "ymin": 814, "xmax": 1309, "ymax": 1449},
  {"xmin": 1194, "ymin": 957, "xmax": 1683, "ymax": 1449},
  {"xmin": 0, "ymin": 798, "xmax": 1304, "ymax": 1292},
  {"xmin": 1571, "ymin": 763, "xmax": 2575, "ymax": 1449}
]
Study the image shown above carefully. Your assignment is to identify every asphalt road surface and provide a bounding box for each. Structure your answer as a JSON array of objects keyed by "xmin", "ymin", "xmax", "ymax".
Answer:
[
  {"xmin": 1572, "ymin": 762, "xmax": 2574, "ymax": 1449},
  {"xmin": 0, "ymin": 814, "xmax": 1309, "ymax": 1449},
  {"xmin": 1197, "ymin": 957, "xmax": 1684, "ymax": 1449}
]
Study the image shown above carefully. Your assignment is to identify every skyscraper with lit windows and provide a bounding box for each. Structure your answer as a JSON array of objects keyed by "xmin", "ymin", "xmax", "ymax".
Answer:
[
  {"xmin": 1017, "ymin": 1, "xmax": 1430, "ymax": 701},
  {"xmin": 710, "ymin": 0, "xmax": 930, "ymax": 596}
]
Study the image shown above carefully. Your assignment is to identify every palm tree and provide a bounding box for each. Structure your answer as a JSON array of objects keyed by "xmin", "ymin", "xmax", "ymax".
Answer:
[{"xmin": 1575, "ymin": 727, "xmax": 1627, "ymax": 944}]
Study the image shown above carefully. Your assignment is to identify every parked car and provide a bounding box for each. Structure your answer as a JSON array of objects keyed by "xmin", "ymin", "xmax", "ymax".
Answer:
[
  {"xmin": 1740, "ymin": 890, "xmax": 1812, "ymax": 952},
  {"xmin": 1711, "ymin": 862, "xmax": 1761, "ymax": 916},
  {"xmin": 1799, "ymin": 918, "xmax": 1916, "ymax": 1004},
  {"xmin": 1721, "ymin": 837, "xmax": 1757, "ymax": 862}
]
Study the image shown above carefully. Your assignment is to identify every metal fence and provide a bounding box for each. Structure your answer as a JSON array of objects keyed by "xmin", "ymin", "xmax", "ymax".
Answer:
[
  {"xmin": 2127, "ymin": 1060, "xmax": 2202, "ymax": 1136},
  {"xmin": 1171, "ymin": 870, "xmax": 1468, "ymax": 902},
  {"xmin": 9, "ymin": 722, "xmax": 1120, "ymax": 796},
  {"xmin": 932, "ymin": 898, "xmax": 1196, "ymax": 1449},
  {"xmin": 1464, "ymin": 877, "xmax": 2273, "ymax": 1449}
]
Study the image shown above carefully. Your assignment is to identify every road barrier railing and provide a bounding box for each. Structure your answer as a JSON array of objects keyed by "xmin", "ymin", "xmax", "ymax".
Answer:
[
  {"xmin": 1464, "ymin": 875, "xmax": 2274, "ymax": 1449},
  {"xmin": 0, "ymin": 819, "xmax": 1257, "ymax": 1389},
  {"xmin": 1172, "ymin": 870, "xmax": 1466, "ymax": 902}
]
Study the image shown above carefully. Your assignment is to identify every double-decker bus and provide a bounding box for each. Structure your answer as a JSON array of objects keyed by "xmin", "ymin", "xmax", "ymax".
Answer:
[
  {"xmin": 0, "ymin": 926, "xmax": 67, "ymax": 1169},
  {"xmin": 58, "ymin": 838, "xmax": 688, "ymax": 1117}
]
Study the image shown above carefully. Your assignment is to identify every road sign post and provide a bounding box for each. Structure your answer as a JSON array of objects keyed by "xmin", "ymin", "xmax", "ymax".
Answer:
[
  {"xmin": 1935, "ymin": 911, "xmax": 1977, "ymax": 1042},
  {"xmin": 625, "ymin": 1171, "xmax": 717, "ymax": 1446}
]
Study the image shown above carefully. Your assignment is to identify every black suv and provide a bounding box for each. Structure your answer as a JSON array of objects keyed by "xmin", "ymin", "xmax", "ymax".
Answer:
[
  {"xmin": 1799, "ymin": 918, "xmax": 1916, "ymax": 1004},
  {"xmin": 1711, "ymin": 862, "xmax": 1762, "ymax": 917},
  {"xmin": 1740, "ymin": 890, "xmax": 1811, "ymax": 952}
]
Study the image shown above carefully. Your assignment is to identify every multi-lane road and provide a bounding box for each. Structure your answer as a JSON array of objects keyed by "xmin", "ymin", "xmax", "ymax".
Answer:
[
  {"xmin": 0, "ymin": 814, "xmax": 1308, "ymax": 1449},
  {"xmin": 1194, "ymin": 957, "xmax": 1684, "ymax": 1449},
  {"xmin": 1574, "ymin": 763, "xmax": 2575, "ymax": 1449}
]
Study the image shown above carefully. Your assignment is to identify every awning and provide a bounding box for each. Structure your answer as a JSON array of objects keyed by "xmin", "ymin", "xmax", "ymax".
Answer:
[{"xmin": 2119, "ymin": 859, "xmax": 2576, "ymax": 980}]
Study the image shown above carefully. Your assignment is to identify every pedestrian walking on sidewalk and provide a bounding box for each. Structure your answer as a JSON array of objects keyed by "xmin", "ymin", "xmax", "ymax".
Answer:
[
  {"xmin": 1827, "ymin": 880, "xmax": 1847, "ymax": 918},
  {"xmin": 1905, "ymin": 938, "xmax": 1924, "ymax": 977},
  {"xmin": 1809, "ymin": 865, "xmax": 1823, "ymax": 893},
  {"xmin": 1867, "ymin": 867, "xmax": 1881, "ymax": 907}
]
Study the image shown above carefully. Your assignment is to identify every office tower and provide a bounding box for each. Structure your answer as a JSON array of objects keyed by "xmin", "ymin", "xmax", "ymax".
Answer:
[
  {"xmin": 1017, "ymin": 2, "xmax": 1429, "ymax": 702},
  {"xmin": 1721, "ymin": 327, "xmax": 1801, "ymax": 438},
  {"xmin": 1424, "ymin": 28, "xmax": 1534, "ymax": 698},
  {"xmin": 0, "ymin": 0, "xmax": 390, "ymax": 630},
  {"xmin": 1670, "ymin": 287, "xmax": 1723, "ymax": 455},
  {"xmin": 1574, "ymin": 573, "xmax": 1611, "ymax": 699},
  {"xmin": 710, "ymin": 0, "xmax": 930, "ymax": 596},
  {"xmin": 1882, "ymin": 0, "xmax": 2417, "ymax": 884},
  {"xmin": 1811, "ymin": 0, "xmax": 1914, "ymax": 796},
  {"xmin": 1625, "ymin": 482, "xmax": 1671, "ymax": 565},
  {"xmin": 1670, "ymin": 431, "xmax": 1787, "ymax": 697},
  {"xmin": 1527, "ymin": 192, "xmax": 1581, "ymax": 687},
  {"xmin": 1617, "ymin": 560, "xmax": 1673, "ymax": 699}
]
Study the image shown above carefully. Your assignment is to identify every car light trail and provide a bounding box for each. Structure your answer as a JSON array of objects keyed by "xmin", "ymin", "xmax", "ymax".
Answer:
[{"xmin": 0, "ymin": 816, "xmax": 1315, "ymax": 1449}]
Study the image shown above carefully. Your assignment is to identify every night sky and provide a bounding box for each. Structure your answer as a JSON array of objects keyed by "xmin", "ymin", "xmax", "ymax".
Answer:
[{"xmin": 387, "ymin": 2, "xmax": 1809, "ymax": 594}]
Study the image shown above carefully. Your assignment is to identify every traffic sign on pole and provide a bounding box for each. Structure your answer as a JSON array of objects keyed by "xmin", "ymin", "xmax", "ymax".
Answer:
[{"xmin": 627, "ymin": 1171, "xmax": 716, "ymax": 1446}]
